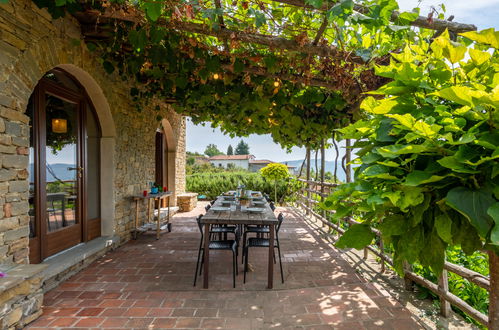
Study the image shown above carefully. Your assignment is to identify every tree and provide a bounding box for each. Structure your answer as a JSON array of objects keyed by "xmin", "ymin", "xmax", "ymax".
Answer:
[
  {"xmin": 235, "ymin": 140, "xmax": 250, "ymax": 155},
  {"xmin": 260, "ymin": 163, "xmax": 289, "ymax": 203},
  {"xmin": 204, "ymin": 144, "xmax": 224, "ymax": 157},
  {"xmin": 227, "ymin": 145, "xmax": 233, "ymax": 155}
]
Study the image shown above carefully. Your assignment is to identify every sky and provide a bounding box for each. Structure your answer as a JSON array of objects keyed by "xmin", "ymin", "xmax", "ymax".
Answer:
[{"xmin": 186, "ymin": 0, "xmax": 499, "ymax": 162}]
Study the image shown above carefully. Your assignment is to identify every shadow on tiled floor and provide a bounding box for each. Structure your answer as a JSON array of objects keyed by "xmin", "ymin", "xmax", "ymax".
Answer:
[{"xmin": 27, "ymin": 202, "xmax": 425, "ymax": 329}]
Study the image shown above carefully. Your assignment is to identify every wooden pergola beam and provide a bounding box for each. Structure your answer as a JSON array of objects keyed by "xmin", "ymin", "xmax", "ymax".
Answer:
[
  {"xmin": 173, "ymin": 21, "xmax": 364, "ymax": 63},
  {"xmin": 75, "ymin": 9, "xmax": 364, "ymax": 63},
  {"xmin": 271, "ymin": 0, "xmax": 477, "ymax": 33}
]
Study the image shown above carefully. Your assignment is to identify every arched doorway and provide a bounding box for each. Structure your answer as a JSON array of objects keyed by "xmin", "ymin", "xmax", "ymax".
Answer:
[
  {"xmin": 28, "ymin": 69, "xmax": 102, "ymax": 263},
  {"xmin": 155, "ymin": 119, "xmax": 177, "ymax": 207}
]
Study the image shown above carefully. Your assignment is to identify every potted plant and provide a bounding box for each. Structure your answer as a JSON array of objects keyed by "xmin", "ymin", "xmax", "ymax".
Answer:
[
  {"xmin": 239, "ymin": 195, "xmax": 250, "ymax": 207},
  {"xmin": 150, "ymin": 182, "xmax": 161, "ymax": 194}
]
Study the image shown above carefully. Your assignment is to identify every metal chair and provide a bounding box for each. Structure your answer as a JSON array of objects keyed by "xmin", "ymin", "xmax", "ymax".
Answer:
[
  {"xmin": 243, "ymin": 213, "xmax": 285, "ymax": 284},
  {"xmin": 194, "ymin": 215, "xmax": 239, "ymax": 288},
  {"xmin": 205, "ymin": 202, "xmax": 238, "ymax": 241},
  {"xmin": 269, "ymin": 202, "xmax": 276, "ymax": 212}
]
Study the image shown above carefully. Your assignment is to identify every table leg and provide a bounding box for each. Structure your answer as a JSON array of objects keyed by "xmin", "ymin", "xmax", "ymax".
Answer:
[
  {"xmin": 268, "ymin": 223, "xmax": 275, "ymax": 289},
  {"xmin": 134, "ymin": 199, "xmax": 139, "ymax": 239},
  {"xmin": 167, "ymin": 196, "xmax": 171, "ymax": 232},
  {"xmin": 203, "ymin": 222, "xmax": 210, "ymax": 289},
  {"xmin": 156, "ymin": 198, "xmax": 160, "ymax": 240},
  {"xmin": 147, "ymin": 198, "xmax": 152, "ymax": 223}
]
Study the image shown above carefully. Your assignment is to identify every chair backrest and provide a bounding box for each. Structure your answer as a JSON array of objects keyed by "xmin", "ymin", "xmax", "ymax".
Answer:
[
  {"xmin": 264, "ymin": 193, "xmax": 272, "ymax": 203},
  {"xmin": 210, "ymin": 200, "xmax": 216, "ymax": 205},
  {"xmin": 205, "ymin": 204, "xmax": 211, "ymax": 212},
  {"xmin": 269, "ymin": 202, "xmax": 275, "ymax": 211},
  {"xmin": 196, "ymin": 214, "xmax": 204, "ymax": 236},
  {"xmin": 276, "ymin": 213, "xmax": 284, "ymax": 233}
]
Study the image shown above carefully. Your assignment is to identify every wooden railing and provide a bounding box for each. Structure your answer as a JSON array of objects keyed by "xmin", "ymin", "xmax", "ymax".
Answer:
[{"xmin": 294, "ymin": 178, "xmax": 490, "ymax": 327}]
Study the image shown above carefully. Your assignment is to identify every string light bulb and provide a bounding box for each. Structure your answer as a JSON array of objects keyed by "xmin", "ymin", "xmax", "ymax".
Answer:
[
  {"xmin": 273, "ymin": 81, "xmax": 280, "ymax": 87},
  {"xmin": 213, "ymin": 73, "xmax": 220, "ymax": 80}
]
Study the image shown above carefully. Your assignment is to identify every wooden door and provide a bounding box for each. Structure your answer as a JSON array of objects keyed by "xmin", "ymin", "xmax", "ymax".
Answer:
[{"xmin": 29, "ymin": 78, "xmax": 84, "ymax": 262}]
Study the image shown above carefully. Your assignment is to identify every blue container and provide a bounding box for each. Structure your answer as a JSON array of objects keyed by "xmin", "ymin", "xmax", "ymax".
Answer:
[{"xmin": 150, "ymin": 187, "xmax": 159, "ymax": 194}]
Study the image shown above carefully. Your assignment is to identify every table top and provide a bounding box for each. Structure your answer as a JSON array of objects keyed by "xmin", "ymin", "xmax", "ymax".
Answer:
[
  {"xmin": 201, "ymin": 193, "xmax": 277, "ymax": 225},
  {"xmin": 133, "ymin": 191, "xmax": 172, "ymax": 200}
]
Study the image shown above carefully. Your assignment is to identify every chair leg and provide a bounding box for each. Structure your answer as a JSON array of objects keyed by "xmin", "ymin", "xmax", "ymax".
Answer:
[
  {"xmin": 232, "ymin": 252, "xmax": 236, "ymax": 288},
  {"xmin": 242, "ymin": 230, "xmax": 247, "ymax": 264},
  {"xmin": 277, "ymin": 244, "xmax": 284, "ymax": 284},
  {"xmin": 193, "ymin": 245, "xmax": 203, "ymax": 286},
  {"xmin": 199, "ymin": 253, "xmax": 204, "ymax": 275},
  {"xmin": 243, "ymin": 246, "xmax": 248, "ymax": 284}
]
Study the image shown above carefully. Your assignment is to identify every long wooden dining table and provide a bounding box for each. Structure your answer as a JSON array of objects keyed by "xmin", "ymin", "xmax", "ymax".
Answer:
[{"xmin": 200, "ymin": 193, "xmax": 278, "ymax": 289}]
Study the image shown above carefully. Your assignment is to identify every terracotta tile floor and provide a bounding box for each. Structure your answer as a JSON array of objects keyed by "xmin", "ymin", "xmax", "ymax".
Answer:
[{"xmin": 27, "ymin": 202, "xmax": 425, "ymax": 329}]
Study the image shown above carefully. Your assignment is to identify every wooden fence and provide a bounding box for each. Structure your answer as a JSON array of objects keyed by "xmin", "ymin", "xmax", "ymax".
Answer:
[{"xmin": 294, "ymin": 178, "xmax": 490, "ymax": 327}]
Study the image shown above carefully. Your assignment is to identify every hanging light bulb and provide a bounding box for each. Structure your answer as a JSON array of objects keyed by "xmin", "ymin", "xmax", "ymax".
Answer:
[
  {"xmin": 52, "ymin": 118, "xmax": 67, "ymax": 133},
  {"xmin": 213, "ymin": 73, "xmax": 220, "ymax": 80},
  {"xmin": 273, "ymin": 81, "xmax": 280, "ymax": 87}
]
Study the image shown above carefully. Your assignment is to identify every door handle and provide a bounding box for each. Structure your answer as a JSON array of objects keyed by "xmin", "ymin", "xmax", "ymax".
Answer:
[{"xmin": 67, "ymin": 167, "xmax": 84, "ymax": 178}]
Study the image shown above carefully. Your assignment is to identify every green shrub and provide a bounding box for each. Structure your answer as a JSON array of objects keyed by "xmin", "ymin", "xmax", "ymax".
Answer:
[{"xmin": 186, "ymin": 171, "xmax": 299, "ymax": 203}]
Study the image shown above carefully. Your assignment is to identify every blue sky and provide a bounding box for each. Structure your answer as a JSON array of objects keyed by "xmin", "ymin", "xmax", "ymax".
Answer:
[{"xmin": 187, "ymin": 0, "xmax": 499, "ymax": 162}]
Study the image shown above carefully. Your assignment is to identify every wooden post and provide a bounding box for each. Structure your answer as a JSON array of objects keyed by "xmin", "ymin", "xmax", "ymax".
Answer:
[
  {"xmin": 403, "ymin": 262, "xmax": 414, "ymax": 291},
  {"xmin": 379, "ymin": 239, "xmax": 385, "ymax": 273},
  {"xmin": 305, "ymin": 147, "xmax": 311, "ymax": 216},
  {"xmin": 320, "ymin": 140, "xmax": 326, "ymax": 227},
  {"xmin": 489, "ymin": 251, "xmax": 499, "ymax": 329},
  {"xmin": 438, "ymin": 269, "xmax": 451, "ymax": 317},
  {"xmin": 345, "ymin": 139, "xmax": 352, "ymax": 183}
]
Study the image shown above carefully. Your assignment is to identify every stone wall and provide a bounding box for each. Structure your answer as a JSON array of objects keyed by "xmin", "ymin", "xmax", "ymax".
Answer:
[{"xmin": 0, "ymin": 0, "xmax": 186, "ymax": 262}]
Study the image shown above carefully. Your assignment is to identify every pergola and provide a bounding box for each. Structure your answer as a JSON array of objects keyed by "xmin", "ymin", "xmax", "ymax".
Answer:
[{"xmin": 33, "ymin": 0, "xmax": 498, "ymax": 328}]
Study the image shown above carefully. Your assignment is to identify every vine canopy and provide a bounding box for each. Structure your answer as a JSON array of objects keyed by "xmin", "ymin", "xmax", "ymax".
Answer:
[{"xmin": 33, "ymin": 0, "xmax": 477, "ymax": 148}]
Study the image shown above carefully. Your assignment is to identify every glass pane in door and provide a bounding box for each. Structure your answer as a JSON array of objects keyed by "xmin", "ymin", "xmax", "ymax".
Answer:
[{"xmin": 45, "ymin": 94, "xmax": 79, "ymax": 232}]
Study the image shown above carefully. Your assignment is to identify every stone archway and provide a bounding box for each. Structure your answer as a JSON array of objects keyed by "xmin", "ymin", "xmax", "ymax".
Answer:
[
  {"xmin": 56, "ymin": 64, "xmax": 116, "ymax": 236},
  {"xmin": 159, "ymin": 118, "xmax": 177, "ymax": 205}
]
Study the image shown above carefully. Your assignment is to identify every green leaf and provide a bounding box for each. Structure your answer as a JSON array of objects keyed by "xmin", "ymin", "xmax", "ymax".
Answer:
[
  {"xmin": 144, "ymin": 2, "xmax": 163, "ymax": 21},
  {"xmin": 435, "ymin": 213, "xmax": 452, "ymax": 243},
  {"xmin": 397, "ymin": 11, "xmax": 418, "ymax": 24},
  {"xmin": 398, "ymin": 187, "xmax": 424, "ymax": 210},
  {"xmin": 102, "ymin": 61, "xmax": 115, "ymax": 74},
  {"xmin": 437, "ymin": 156, "xmax": 480, "ymax": 174},
  {"xmin": 362, "ymin": 97, "xmax": 397, "ymax": 114},
  {"xmin": 379, "ymin": 215, "xmax": 407, "ymax": 237},
  {"xmin": 404, "ymin": 171, "xmax": 444, "ymax": 186},
  {"xmin": 460, "ymin": 28, "xmax": 499, "ymax": 48},
  {"xmin": 377, "ymin": 144, "xmax": 428, "ymax": 158},
  {"xmin": 489, "ymin": 203, "xmax": 499, "ymax": 245},
  {"xmin": 336, "ymin": 224, "xmax": 375, "ymax": 250},
  {"xmin": 305, "ymin": 0, "xmax": 323, "ymax": 8},
  {"xmin": 396, "ymin": 226, "xmax": 423, "ymax": 263},
  {"xmin": 55, "ymin": 0, "xmax": 66, "ymax": 6},
  {"xmin": 446, "ymin": 187, "xmax": 495, "ymax": 238},
  {"xmin": 469, "ymin": 48, "xmax": 491, "ymax": 65},
  {"xmin": 381, "ymin": 190, "xmax": 401, "ymax": 205},
  {"xmin": 233, "ymin": 59, "xmax": 244, "ymax": 73},
  {"xmin": 426, "ymin": 231, "xmax": 446, "ymax": 275},
  {"xmin": 445, "ymin": 44, "xmax": 467, "ymax": 63}
]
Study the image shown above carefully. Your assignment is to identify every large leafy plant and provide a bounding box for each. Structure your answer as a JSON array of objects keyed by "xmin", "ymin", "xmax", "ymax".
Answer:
[{"xmin": 323, "ymin": 29, "xmax": 499, "ymax": 275}]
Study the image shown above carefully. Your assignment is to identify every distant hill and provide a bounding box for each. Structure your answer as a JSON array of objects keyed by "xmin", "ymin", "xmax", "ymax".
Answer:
[
  {"xmin": 29, "ymin": 163, "xmax": 76, "ymax": 182},
  {"xmin": 281, "ymin": 159, "xmax": 348, "ymax": 182}
]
